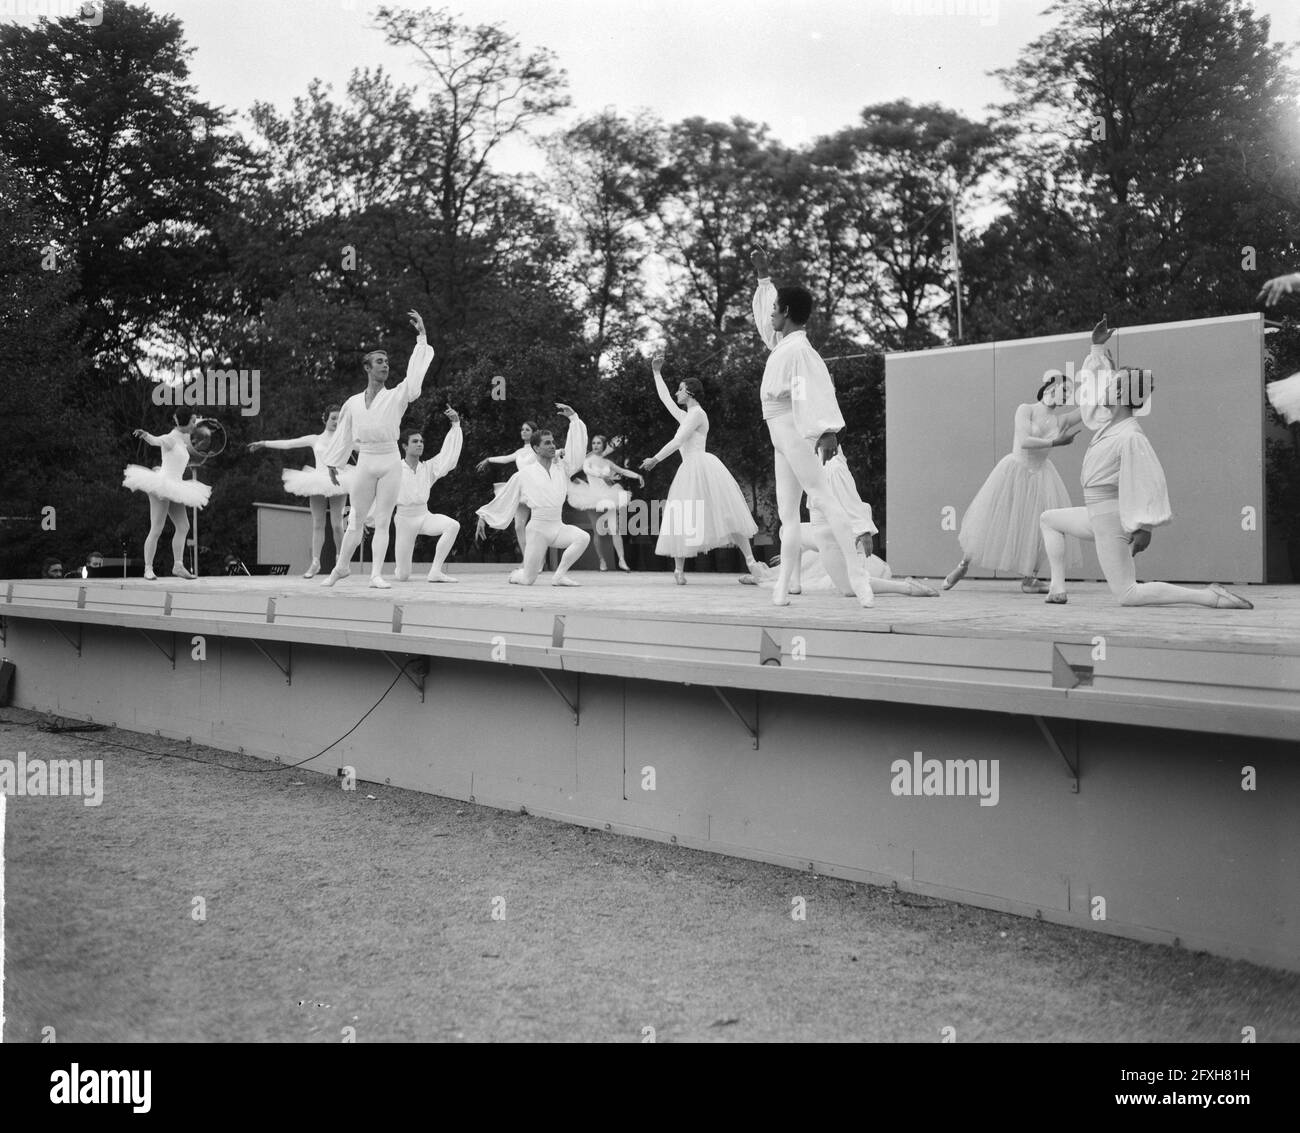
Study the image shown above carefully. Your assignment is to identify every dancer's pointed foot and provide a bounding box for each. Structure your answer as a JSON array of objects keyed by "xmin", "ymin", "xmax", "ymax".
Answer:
[
  {"xmin": 368, "ymin": 575, "xmax": 391, "ymax": 590},
  {"xmin": 143, "ymin": 568, "xmax": 158, "ymax": 581},
  {"xmin": 942, "ymin": 560, "xmax": 969, "ymax": 590},
  {"xmin": 552, "ymin": 575, "xmax": 580, "ymax": 587},
  {"xmin": 598, "ymin": 561, "xmax": 608, "ymax": 571},
  {"xmin": 1209, "ymin": 583, "xmax": 1253, "ymax": 610},
  {"xmin": 303, "ymin": 559, "xmax": 321, "ymax": 579},
  {"xmin": 426, "ymin": 571, "xmax": 458, "ymax": 583},
  {"xmin": 674, "ymin": 570, "xmax": 686, "ymax": 586},
  {"xmin": 746, "ymin": 559, "xmax": 772, "ymax": 581},
  {"xmin": 772, "ymin": 588, "xmax": 791, "ymax": 607},
  {"xmin": 1020, "ymin": 577, "xmax": 1050, "ymax": 594},
  {"xmin": 904, "ymin": 577, "xmax": 940, "ymax": 597},
  {"xmin": 1045, "ymin": 591, "xmax": 1068, "ymax": 604},
  {"xmin": 617, "ymin": 561, "xmax": 631, "ymax": 572},
  {"xmin": 320, "ymin": 567, "xmax": 349, "ymax": 588},
  {"xmin": 172, "ymin": 564, "xmax": 196, "ymax": 580},
  {"xmin": 738, "ymin": 575, "xmax": 758, "ymax": 586}
]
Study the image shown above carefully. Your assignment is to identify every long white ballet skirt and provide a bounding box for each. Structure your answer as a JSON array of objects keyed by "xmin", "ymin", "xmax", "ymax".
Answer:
[
  {"xmin": 282, "ymin": 434, "xmax": 351, "ymax": 497},
  {"xmin": 1267, "ymin": 372, "xmax": 1300, "ymax": 424},
  {"xmin": 654, "ymin": 417, "xmax": 757, "ymax": 557},
  {"xmin": 958, "ymin": 411, "xmax": 1079, "ymax": 575},
  {"xmin": 123, "ymin": 432, "xmax": 211, "ymax": 508},
  {"xmin": 568, "ymin": 454, "xmax": 631, "ymax": 510}
]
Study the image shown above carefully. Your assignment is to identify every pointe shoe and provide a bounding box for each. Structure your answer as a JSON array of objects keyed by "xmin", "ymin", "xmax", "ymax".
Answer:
[
  {"xmin": 320, "ymin": 567, "xmax": 349, "ymax": 588},
  {"xmin": 426, "ymin": 571, "xmax": 458, "ymax": 583},
  {"xmin": 674, "ymin": 570, "xmax": 686, "ymax": 585},
  {"xmin": 143, "ymin": 568, "xmax": 158, "ymax": 581},
  {"xmin": 1209, "ymin": 583, "xmax": 1253, "ymax": 610},
  {"xmin": 368, "ymin": 575, "xmax": 392, "ymax": 589},
  {"xmin": 1044, "ymin": 591, "xmax": 1068, "ymax": 604},
  {"xmin": 303, "ymin": 559, "xmax": 321, "ymax": 579},
  {"xmin": 617, "ymin": 562, "xmax": 631, "ymax": 573},
  {"xmin": 172, "ymin": 565, "xmax": 196, "ymax": 580},
  {"xmin": 1021, "ymin": 578, "xmax": 1050, "ymax": 594},
  {"xmin": 904, "ymin": 577, "xmax": 940, "ymax": 597},
  {"xmin": 942, "ymin": 561, "xmax": 968, "ymax": 590}
]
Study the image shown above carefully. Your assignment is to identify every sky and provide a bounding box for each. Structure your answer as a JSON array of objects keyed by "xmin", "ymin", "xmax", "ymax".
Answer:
[{"xmin": 117, "ymin": 0, "xmax": 1300, "ymax": 174}]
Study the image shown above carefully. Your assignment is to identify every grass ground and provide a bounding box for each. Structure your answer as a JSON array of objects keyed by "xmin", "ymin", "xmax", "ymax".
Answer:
[{"xmin": 3, "ymin": 707, "xmax": 1296, "ymax": 1043}]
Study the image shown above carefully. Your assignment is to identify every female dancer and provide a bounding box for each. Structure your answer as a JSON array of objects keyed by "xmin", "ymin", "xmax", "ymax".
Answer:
[
  {"xmin": 475, "ymin": 421, "xmax": 538, "ymax": 556},
  {"xmin": 568, "ymin": 434, "xmax": 644, "ymax": 571},
  {"xmin": 640, "ymin": 353, "xmax": 766, "ymax": 585},
  {"xmin": 247, "ymin": 405, "xmax": 349, "ymax": 577},
  {"xmin": 1038, "ymin": 325, "xmax": 1252, "ymax": 609},
  {"xmin": 319, "ymin": 310, "xmax": 434, "ymax": 589},
  {"xmin": 123, "ymin": 410, "xmax": 213, "ymax": 580},
  {"xmin": 943, "ymin": 368, "xmax": 1084, "ymax": 592}
]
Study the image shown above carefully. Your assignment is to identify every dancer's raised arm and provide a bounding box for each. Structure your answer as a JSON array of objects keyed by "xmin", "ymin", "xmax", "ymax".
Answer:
[
  {"xmin": 556, "ymin": 404, "xmax": 588, "ymax": 477},
  {"xmin": 641, "ymin": 405, "xmax": 702, "ymax": 471},
  {"xmin": 424, "ymin": 407, "xmax": 463, "ymax": 482},
  {"xmin": 400, "ymin": 309, "xmax": 436, "ymax": 405},
  {"xmin": 132, "ymin": 428, "xmax": 166, "ymax": 448},
  {"xmin": 248, "ymin": 435, "xmax": 317, "ymax": 452},
  {"xmin": 651, "ymin": 353, "xmax": 686, "ymax": 422},
  {"xmin": 750, "ymin": 249, "xmax": 780, "ymax": 351}
]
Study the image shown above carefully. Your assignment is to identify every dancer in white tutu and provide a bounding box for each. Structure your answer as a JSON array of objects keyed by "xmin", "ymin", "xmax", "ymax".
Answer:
[
  {"xmin": 942, "ymin": 354, "xmax": 1086, "ymax": 592},
  {"xmin": 475, "ymin": 421, "xmax": 539, "ymax": 557},
  {"xmin": 247, "ymin": 405, "xmax": 350, "ymax": 578},
  {"xmin": 640, "ymin": 352, "xmax": 766, "ymax": 585},
  {"xmin": 1256, "ymin": 270, "xmax": 1300, "ymax": 422},
  {"xmin": 318, "ymin": 309, "xmax": 435, "ymax": 589},
  {"xmin": 569, "ymin": 434, "xmax": 643, "ymax": 572},
  {"xmin": 392, "ymin": 409, "xmax": 463, "ymax": 583},
  {"xmin": 123, "ymin": 409, "xmax": 213, "ymax": 581},
  {"xmin": 1039, "ymin": 327, "xmax": 1252, "ymax": 609}
]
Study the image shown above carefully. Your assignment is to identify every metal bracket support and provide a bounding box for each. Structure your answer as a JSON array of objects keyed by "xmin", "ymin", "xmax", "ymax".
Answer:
[
  {"xmin": 1033, "ymin": 715, "xmax": 1079, "ymax": 792},
  {"xmin": 712, "ymin": 686, "xmax": 759, "ymax": 749},
  {"xmin": 383, "ymin": 653, "xmax": 427, "ymax": 702},
  {"xmin": 537, "ymin": 669, "xmax": 579, "ymax": 725},
  {"xmin": 50, "ymin": 621, "xmax": 82, "ymax": 656},
  {"xmin": 137, "ymin": 628, "xmax": 176, "ymax": 668},
  {"xmin": 250, "ymin": 639, "xmax": 292, "ymax": 684}
]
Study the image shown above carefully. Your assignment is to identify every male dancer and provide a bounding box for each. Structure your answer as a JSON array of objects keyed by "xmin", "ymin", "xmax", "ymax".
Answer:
[
  {"xmin": 320, "ymin": 309, "xmax": 434, "ymax": 589},
  {"xmin": 750, "ymin": 249, "xmax": 874, "ymax": 607},
  {"xmin": 475, "ymin": 404, "xmax": 590, "ymax": 586},
  {"xmin": 392, "ymin": 406, "xmax": 463, "ymax": 583}
]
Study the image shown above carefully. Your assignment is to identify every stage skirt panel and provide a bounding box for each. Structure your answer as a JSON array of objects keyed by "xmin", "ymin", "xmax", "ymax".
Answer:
[
  {"xmin": 958, "ymin": 453, "xmax": 1080, "ymax": 575},
  {"xmin": 282, "ymin": 466, "xmax": 352, "ymax": 498},
  {"xmin": 122, "ymin": 464, "xmax": 211, "ymax": 509},
  {"xmin": 654, "ymin": 452, "xmax": 757, "ymax": 558}
]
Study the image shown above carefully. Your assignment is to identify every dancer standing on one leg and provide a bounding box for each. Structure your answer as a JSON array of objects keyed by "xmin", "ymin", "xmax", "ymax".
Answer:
[
  {"xmin": 319, "ymin": 309, "xmax": 435, "ymax": 589},
  {"xmin": 475, "ymin": 421, "xmax": 538, "ymax": 557},
  {"xmin": 247, "ymin": 405, "xmax": 349, "ymax": 578},
  {"xmin": 1038, "ymin": 320, "xmax": 1252, "ymax": 609},
  {"xmin": 123, "ymin": 410, "xmax": 213, "ymax": 581},
  {"xmin": 475, "ymin": 404, "xmax": 591, "ymax": 586},
  {"xmin": 392, "ymin": 406, "xmax": 463, "ymax": 583},
  {"xmin": 942, "ymin": 371, "xmax": 1084, "ymax": 592},
  {"xmin": 639, "ymin": 352, "xmax": 768, "ymax": 585},
  {"xmin": 568, "ymin": 434, "xmax": 643, "ymax": 572},
  {"xmin": 750, "ymin": 249, "xmax": 873, "ymax": 608}
]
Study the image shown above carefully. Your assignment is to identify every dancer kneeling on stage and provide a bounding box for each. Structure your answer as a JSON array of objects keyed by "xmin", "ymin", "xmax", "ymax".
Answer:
[
  {"xmin": 123, "ymin": 410, "xmax": 214, "ymax": 581},
  {"xmin": 393, "ymin": 407, "xmax": 463, "ymax": 583},
  {"xmin": 319, "ymin": 309, "xmax": 435, "ymax": 589},
  {"xmin": 1038, "ymin": 328, "xmax": 1252, "ymax": 609},
  {"xmin": 475, "ymin": 404, "xmax": 590, "ymax": 586}
]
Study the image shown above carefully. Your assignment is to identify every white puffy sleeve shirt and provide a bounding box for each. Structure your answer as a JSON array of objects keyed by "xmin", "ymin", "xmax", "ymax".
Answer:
[
  {"xmin": 753, "ymin": 278, "xmax": 846, "ymax": 441},
  {"xmin": 320, "ymin": 336, "xmax": 435, "ymax": 467}
]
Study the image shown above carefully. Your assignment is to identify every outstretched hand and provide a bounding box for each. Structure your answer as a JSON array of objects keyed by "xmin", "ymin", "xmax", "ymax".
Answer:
[
  {"xmin": 247, "ymin": 440, "xmax": 264, "ymax": 451},
  {"xmin": 475, "ymin": 517, "xmax": 487, "ymax": 543},
  {"xmin": 1091, "ymin": 315, "xmax": 1115, "ymax": 345},
  {"xmin": 444, "ymin": 405, "xmax": 459, "ymax": 425},
  {"xmin": 555, "ymin": 402, "xmax": 576, "ymax": 419},
  {"xmin": 641, "ymin": 457, "xmax": 658, "ymax": 472},
  {"xmin": 408, "ymin": 309, "xmax": 426, "ymax": 336},
  {"xmin": 651, "ymin": 352, "xmax": 664, "ymax": 374},
  {"xmin": 750, "ymin": 248, "xmax": 771, "ymax": 277}
]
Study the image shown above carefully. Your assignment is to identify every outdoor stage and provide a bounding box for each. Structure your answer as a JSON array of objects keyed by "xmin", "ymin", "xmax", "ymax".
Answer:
[{"xmin": 3, "ymin": 570, "xmax": 1298, "ymax": 970}]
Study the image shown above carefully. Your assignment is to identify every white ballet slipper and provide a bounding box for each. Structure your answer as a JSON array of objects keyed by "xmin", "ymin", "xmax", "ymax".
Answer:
[
  {"xmin": 320, "ymin": 567, "xmax": 349, "ymax": 588},
  {"xmin": 368, "ymin": 575, "xmax": 392, "ymax": 590},
  {"xmin": 426, "ymin": 571, "xmax": 458, "ymax": 583},
  {"xmin": 303, "ymin": 559, "xmax": 320, "ymax": 579},
  {"xmin": 172, "ymin": 564, "xmax": 196, "ymax": 580}
]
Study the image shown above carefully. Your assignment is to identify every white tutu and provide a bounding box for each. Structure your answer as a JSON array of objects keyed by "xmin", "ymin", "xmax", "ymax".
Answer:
[
  {"xmin": 958, "ymin": 452, "xmax": 1079, "ymax": 575},
  {"xmin": 282, "ymin": 466, "xmax": 351, "ymax": 498},
  {"xmin": 1267, "ymin": 373, "xmax": 1300, "ymax": 424},
  {"xmin": 655, "ymin": 452, "xmax": 757, "ymax": 557},
  {"xmin": 123, "ymin": 464, "xmax": 211, "ymax": 508},
  {"xmin": 568, "ymin": 479, "xmax": 631, "ymax": 511}
]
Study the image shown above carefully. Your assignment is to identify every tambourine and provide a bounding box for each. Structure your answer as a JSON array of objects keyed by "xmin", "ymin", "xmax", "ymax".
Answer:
[{"xmin": 189, "ymin": 417, "xmax": 228, "ymax": 464}]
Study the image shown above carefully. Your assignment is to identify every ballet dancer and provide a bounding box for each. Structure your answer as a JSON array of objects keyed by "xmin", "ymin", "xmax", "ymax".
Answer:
[
  {"xmin": 568, "ymin": 434, "xmax": 643, "ymax": 572},
  {"xmin": 474, "ymin": 404, "xmax": 591, "ymax": 586},
  {"xmin": 123, "ymin": 409, "xmax": 213, "ymax": 580},
  {"xmin": 639, "ymin": 353, "xmax": 767, "ymax": 585},
  {"xmin": 750, "ymin": 248, "xmax": 873, "ymax": 607},
  {"xmin": 247, "ymin": 404, "xmax": 348, "ymax": 578},
  {"xmin": 1256, "ymin": 270, "xmax": 1300, "ymax": 422},
  {"xmin": 1038, "ymin": 325, "xmax": 1252, "ymax": 609},
  {"xmin": 392, "ymin": 407, "xmax": 463, "ymax": 582},
  {"xmin": 318, "ymin": 309, "xmax": 434, "ymax": 589},
  {"xmin": 475, "ymin": 421, "xmax": 539, "ymax": 556},
  {"xmin": 942, "ymin": 369, "xmax": 1085, "ymax": 592}
]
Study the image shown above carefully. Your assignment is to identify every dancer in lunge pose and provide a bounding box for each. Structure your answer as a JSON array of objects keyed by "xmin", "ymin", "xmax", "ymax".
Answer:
[
  {"xmin": 392, "ymin": 408, "xmax": 463, "ymax": 582},
  {"xmin": 568, "ymin": 434, "xmax": 643, "ymax": 572},
  {"xmin": 1038, "ymin": 323, "xmax": 1252, "ymax": 609},
  {"xmin": 751, "ymin": 248, "xmax": 873, "ymax": 607},
  {"xmin": 475, "ymin": 405, "xmax": 591, "ymax": 586},
  {"xmin": 247, "ymin": 405, "xmax": 349, "ymax": 578},
  {"xmin": 475, "ymin": 421, "xmax": 539, "ymax": 556},
  {"xmin": 942, "ymin": 365, "xmax": 1085, "ymax": 593},
  {"xmin": 640, "ymin": 353, "xmax": 767, "ymax": 585},
  {"xmin": 123, "ymin": 410, "xmax": 214, "ymax": 581},
  {"xmin": 318, "ymin": 309, "xmax": 435, "ymax": 589}
]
